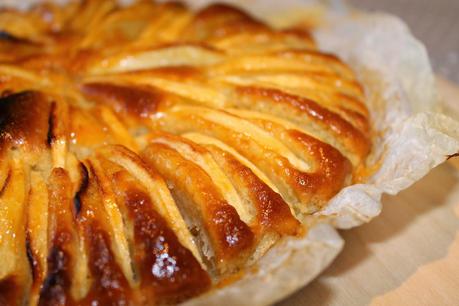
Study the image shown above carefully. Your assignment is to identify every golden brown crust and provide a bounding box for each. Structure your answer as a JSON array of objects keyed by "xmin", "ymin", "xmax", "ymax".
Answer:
[
  {"xmin": 0, "ymin": 1, "xmax": 372, "ymax": 305},
  {"xmin": 0, "ymin": 91, "xmax": 50, "ymax": 153},
  {"xmin": 81, "ymin": 82, "xmax": 164, "ymax": 121},
  {"xmin": 236, "ymin": 86, "xmax": 370, "ymax": 162},
  {"xmin": 40, "ymin": 168, "xmax": 83, "ymax": 306},
  {"xmin": 77, "ymin": 162, "xmax": 134, "ymax": 305},
  {"xmin": 205, "ymin": 144, "xmax": 301, "ymax": 236},
  {"xmin": 142, "ymin": 142, "xmax": 255, "ymax": 269},
  {"xmin": 109, "ymin": 171, "xmax": 211, "ymax": 303}
]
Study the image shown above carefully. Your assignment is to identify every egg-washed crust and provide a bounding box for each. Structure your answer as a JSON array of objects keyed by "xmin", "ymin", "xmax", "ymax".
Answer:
[{"xmin": 0, "ymin": 1, "xmax": 371, "ymax": 305}]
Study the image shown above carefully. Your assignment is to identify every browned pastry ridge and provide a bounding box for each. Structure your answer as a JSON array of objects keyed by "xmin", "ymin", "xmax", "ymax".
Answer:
[{"xmin": 0, "ymin": 1, "xmax": 371, "ymax": 305}]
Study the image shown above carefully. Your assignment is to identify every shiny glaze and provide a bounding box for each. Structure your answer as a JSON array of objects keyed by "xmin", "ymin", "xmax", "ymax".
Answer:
[
  {"xmin": 0, "ymin": 91, "xmax": 50, "ymax": 153},
  {"xmin": 289, "ymin": 129, "xmax": 352, "ymax": 198},
  {"xmin": 39, "ymin": 168, "xmax": 79, "ymax": 306},
  {"xmin": 39, "ymin": 242, "xmax": 73, "ymax": 306},
  {"xmin": 111, "ymin": 170, "xmax": 211, "ymax": 303},
  {"xmin": 206, "ymin": 145, "xmax": 301, "ymax": 235},
  {"xmin": 80, "ymin": 228, "xmax": 132, "ymax": 306},
  {"xmin": 68, "ymin": 106, "xmax": 116, "ymax": 150},
  {"xmin": 142, "ymin": 143, "xmax": 255, "ymax": 266},
  {"xmin": 0, "ymin": 1, "xmax": 373, "ymax": 304},
  {"xmin": 81, "ymin": 82, "xmax": 163, "ymax": 121},
  {"xmin": 159, "ymin": 106, "xmax": 353, "ymax": 213},
  {"xmin": 234, "ymin": 113, "xmax": 352, "ymax": 208},
  {"xmin": 77, "ymin": 162, "xmax": 133, "ymax": 306},
  {"xmin": 237, "ymin": 86, "xmax": 370, "ymax": 161}
]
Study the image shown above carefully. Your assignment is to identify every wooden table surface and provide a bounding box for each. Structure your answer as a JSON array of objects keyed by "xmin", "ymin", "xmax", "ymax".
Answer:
[{"xmin": 277, "ymin": 78, "xmax": 459, "ymax": 306}]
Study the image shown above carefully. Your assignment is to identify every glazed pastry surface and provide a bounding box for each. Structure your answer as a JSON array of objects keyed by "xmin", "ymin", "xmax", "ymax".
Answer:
[{"xmin": 0, "ymin": 1, "xmax": 370, "ymax": 305}]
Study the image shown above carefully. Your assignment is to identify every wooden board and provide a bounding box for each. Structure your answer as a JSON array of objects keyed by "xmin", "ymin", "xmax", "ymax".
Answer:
[{"xmin": 277, "ymin": 79, "xmax": 459, "ymax": 306}]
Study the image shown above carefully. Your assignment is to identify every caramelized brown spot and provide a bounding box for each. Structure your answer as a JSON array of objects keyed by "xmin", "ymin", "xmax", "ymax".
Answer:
[
  {"xmin": 289, "ymin": 129, "xmax": 352, "ymax": 198},
  {"xmin": 39, "ymin": 237, "xmax": 73, "ymax": 306},
  {"xmin": 40, "ymin": 168, "xmax": 79, "ymax": 306},
  {"xmin": 142, "ymin": 143, "xmax": 255, "ymax": 262},
  {"xmin": 73, "ymin": 161, "xmax": 136, "ymax": 305},
  {"xmin": 81, "ymin": 82, "xmax": 163, "ymax": 120},
  {"xmin": 81, "ymin": 225, "xmax": 131, "ymax": 306},
  {"xmin": 0, "ymin": 89, "xmax": 13, "ymax": 97},
  {"xmin": 238, "ymin": 86, "xmax": 371, "ymax": 158},
  {"xmin": 0, "ymin": 91, "xmax": 50, "ymax": 152},
  {"xmin": 112, "ymin": 172, "xmax": 211, "ymax": 303},
  {"xmin": 209, "ymin": 204, "xmax": 255, "ymax": 252},
  {"xmin": 0, "ymin": 277, "xmax": 20, "ymax": 306},
  {"xmin": 218, "ymin": 149, "xmax": 300, "ymax": 235}
]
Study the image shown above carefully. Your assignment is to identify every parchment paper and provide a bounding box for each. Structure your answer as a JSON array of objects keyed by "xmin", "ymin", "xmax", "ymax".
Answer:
[
  {"xmin": 1, "ymin": 0, "xmax": 459, "ymax": 305},
  {"xmin": 179, "ymin": 0, "xmax": 459, "ymax": 228},
  {"xmin": 180, "ymin": 1, "xmax": 459, "ymax": 304}
]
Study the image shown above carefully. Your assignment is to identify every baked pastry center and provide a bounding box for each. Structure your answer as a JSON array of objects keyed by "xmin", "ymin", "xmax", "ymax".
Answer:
[{"xmin": 0, "ymin": 1, "xmax": 371, "ymax": 305}]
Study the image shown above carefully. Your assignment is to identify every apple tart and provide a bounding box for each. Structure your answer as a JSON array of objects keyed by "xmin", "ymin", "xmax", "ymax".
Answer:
[{"xmin": 0, "ymin": 1, "xmax": 371, "ymax": 305}]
